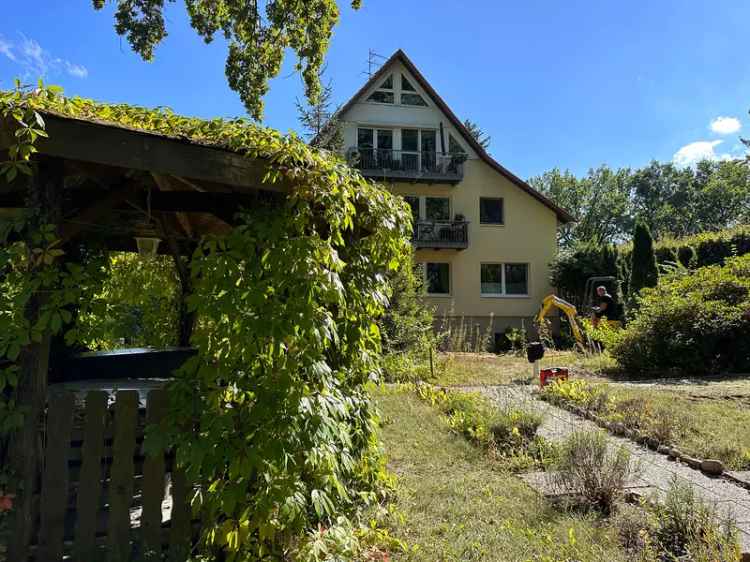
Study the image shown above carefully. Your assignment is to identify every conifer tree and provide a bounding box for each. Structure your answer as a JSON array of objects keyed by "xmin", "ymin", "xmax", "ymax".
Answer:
[{"xmin": 630, "ymin": 220, "xmax": 659, "ymax": 294}]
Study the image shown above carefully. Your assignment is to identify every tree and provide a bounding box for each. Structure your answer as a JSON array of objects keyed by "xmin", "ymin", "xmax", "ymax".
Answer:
[
  {"xmin": 529, "ymin": 165, "xmax": 632, "ymax": 249},
  {"xmin": 463, "ymin": 119, "xmax": 491, "ymax": 150},
  {"xmin": 92, "ymin": 0, "xmax": 362, "ymax": 120},
  {"xmin": 296, "ymin": 77, "xmax": 343, "ymax": 151},
  {"xmin": 630, "ymin": 220, "xmax": 659, "ymax": 295}
]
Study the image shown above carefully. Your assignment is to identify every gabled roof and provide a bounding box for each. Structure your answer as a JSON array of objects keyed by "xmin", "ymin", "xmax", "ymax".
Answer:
[{"xmin": 337, "ymin": 49, "xmax": 575, "ymax": 223}]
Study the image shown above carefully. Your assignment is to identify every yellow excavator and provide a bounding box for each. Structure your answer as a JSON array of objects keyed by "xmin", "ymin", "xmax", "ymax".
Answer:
[{"xmin": 536, "ymin": 276, "xmax": 622, "ymax": 349}]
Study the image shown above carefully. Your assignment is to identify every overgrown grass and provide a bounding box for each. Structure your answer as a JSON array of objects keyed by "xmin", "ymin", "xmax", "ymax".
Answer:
[
  {"xmin": 542, "ymin": 378, "xmax": 750, "ymax": 470},
  {"xmin": 373, "ymin": 387, "xmax": 629, "ymax": 561}
]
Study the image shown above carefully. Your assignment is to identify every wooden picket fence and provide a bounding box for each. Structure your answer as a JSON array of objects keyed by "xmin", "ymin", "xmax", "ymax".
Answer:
[{"xmin": 9, "ymin": 389, "xmax": 195, "ymax": 562}]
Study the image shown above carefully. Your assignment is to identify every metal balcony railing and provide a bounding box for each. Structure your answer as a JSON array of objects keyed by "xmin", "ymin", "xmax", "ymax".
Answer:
[
  {"xmin": 413, "ymin": 220, "xmax": 469, "ymax": 249},
  {"xmin": 351, "ymin": 148, "xmax": 465, "ymax": 183}
]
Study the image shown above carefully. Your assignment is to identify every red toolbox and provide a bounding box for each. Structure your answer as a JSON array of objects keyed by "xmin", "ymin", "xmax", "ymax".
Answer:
[{"xmin": 540, "ymin": 367, "xmax": 569, "ymax": 388}]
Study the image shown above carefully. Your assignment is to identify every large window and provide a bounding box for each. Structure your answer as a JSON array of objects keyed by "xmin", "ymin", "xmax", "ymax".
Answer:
[
  {"xmin": 426, "ymin": 262, "xmax": 450, "ymax": 295},
  {"xmin": 481, "ymin": 263, "xmax": 528, "ymax": 296},
  {"xmin": 480, "ymin": 197, "xmax": 504, "ymax": 225}
]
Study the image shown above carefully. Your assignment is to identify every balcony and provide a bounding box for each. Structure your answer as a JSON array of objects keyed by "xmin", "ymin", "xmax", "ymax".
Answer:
[
  {"xmin": 350, "ymin": 148, "xmax": 465, "ymax": 184},
  {"xmin": 413, "ymin": 220, "xmax": 469, "ymax": 250}
]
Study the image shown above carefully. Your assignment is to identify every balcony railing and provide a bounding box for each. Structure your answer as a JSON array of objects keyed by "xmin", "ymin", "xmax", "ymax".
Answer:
[
  {"xmin": 350, "ymin": 148, "xmax": 465, "ymax": 183},
  {"xmin": 413, "ymin": 220, "xmax": 469, "ymax": 250}
]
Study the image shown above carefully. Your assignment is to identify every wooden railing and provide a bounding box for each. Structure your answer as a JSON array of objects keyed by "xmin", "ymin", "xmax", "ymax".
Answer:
[
  {"xmin": 413, "ymin": 220, "xmax": 469, "ymax": 249},
  {"xmin": 351, "ymin": 148, "xmax": 465, "ymax": 183},
  {"xmin": 7, "ymin": 390, "xmax": 193, "ymax": 562}
]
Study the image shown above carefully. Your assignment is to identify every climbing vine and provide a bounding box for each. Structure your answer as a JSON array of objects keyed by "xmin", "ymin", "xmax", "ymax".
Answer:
[{"xmin": 0, "ymin": 82, "xmax": 412, "ymax": 558}]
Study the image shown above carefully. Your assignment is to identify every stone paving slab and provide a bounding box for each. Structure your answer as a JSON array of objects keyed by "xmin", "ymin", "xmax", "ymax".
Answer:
[{"xmin": 467, "ymin": 384, "xmax": 750, "ymax": 557}]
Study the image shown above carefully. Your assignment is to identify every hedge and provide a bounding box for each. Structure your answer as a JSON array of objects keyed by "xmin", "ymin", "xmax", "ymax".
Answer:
[{"xmin": 551, "ymin": 226, "xmax": 750, "ymax": 304}]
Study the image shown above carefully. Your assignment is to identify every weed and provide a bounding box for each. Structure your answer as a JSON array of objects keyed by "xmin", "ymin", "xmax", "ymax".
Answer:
[
  {"xmin": 652, "ymin": 478, "xmax": 741, "ymax": 561},
  {"xmin": 551, "ymin": 430, "xmax": 638, "ymax": 514}
]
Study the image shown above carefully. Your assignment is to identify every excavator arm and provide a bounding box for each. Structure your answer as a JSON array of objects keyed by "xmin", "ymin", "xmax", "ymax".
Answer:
[{"xmin": 537, "ymin": 295, "xmax": 585, "ymax": 347}]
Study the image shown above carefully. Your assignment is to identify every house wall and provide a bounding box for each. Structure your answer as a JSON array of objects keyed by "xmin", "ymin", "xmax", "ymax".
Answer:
[{"xmin": 386, "ymin": 159, "xmax": 559, "ymax": 337}]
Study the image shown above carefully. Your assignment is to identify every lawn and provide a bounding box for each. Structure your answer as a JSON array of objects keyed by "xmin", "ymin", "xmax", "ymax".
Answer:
[
  {"xmin": 432, "ymin": 351, "xmax": 750, "ymax": 470},
  {"xmin": 373, "ymin": 387, "xmax": 627, "ymax": 561}
]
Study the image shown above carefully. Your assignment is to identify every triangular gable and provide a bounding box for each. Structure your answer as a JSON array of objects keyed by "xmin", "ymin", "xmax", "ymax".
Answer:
[{"xmin": 336, "ymin": 50, "xmax": 575, "ymax": 223}]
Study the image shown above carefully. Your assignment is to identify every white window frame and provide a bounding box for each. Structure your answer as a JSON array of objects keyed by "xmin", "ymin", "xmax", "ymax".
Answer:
[
  {"xmin": 480, "ymin": 262, "xmax": 530, "ymax": 298},
  {"xmin": 423, "ymin": 262, "xmax": 452, "ymax": 297},
  {"xmin": 357, "ymin": 127, "xmax": 394, "ymax": 150}
]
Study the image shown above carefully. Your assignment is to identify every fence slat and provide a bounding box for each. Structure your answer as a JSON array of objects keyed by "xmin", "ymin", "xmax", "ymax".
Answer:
[
  {"xmin": 141, "ymin": 390, "xmax": 168, "ymax": 561},
  {"xmin": 38, "ymin": 392, "xmax": 75, "ymax": 562},
  {"xmin": 107, "ymin": 391, "xmax": 138, "ymax": 562},
  {"xmin": 72, "ymin": 391, "xmax": 108, "ymax": 562},
  {"xmin": 168, "ymin": 468, "xmax": 191, "ymax": 562}
]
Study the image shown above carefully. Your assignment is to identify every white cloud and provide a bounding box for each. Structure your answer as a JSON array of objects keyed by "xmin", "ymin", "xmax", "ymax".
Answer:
[
  {"xmin": 64, "ymin": 61, "xmax": 88, "ymax": 78},
  {"xmin": 672, "ymin": 140, "xmax": 733, "ymax": 168},
  {"xmin": 0, "ymin": 35, "xmax": 16, "ymax": 62},
  {"xmin": 0, "ymin": 33, "xmax": 87, "ymax": 80},
  {"xmin": 710, "ymin": 116, "xmax": 742, "ymax": 135}
]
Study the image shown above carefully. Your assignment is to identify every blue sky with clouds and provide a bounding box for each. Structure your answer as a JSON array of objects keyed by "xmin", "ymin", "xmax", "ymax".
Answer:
[{"xmin": 1, "ymin": 1, "xmax": 749, "ymax": 179}]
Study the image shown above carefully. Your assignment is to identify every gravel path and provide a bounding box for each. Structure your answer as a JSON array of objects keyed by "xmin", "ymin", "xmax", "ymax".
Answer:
[{"xmin": 466, "ymin": 384, "xmax": 750, "ymax": 555}]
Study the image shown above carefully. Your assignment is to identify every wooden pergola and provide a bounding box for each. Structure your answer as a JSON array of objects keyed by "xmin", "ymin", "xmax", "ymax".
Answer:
[{"xmin": 0, "ymin": 110, "xmax": 290, "ymax": 560}]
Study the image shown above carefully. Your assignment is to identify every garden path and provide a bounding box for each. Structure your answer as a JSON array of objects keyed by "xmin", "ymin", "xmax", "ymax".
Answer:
[{"xmin": 468, "ymin": 384, "xmax": 750, "ymax": 557}]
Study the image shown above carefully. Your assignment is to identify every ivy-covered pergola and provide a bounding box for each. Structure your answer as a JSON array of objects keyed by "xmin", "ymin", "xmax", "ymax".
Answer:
[{"xmin": 0, "ymin": 86, "xmax": 410, "ymax": 559}]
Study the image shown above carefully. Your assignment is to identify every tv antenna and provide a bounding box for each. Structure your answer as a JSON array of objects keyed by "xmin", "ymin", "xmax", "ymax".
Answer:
[{"xmin": 363, "ymin": 49, "xmax": 387, "ymax": 77}]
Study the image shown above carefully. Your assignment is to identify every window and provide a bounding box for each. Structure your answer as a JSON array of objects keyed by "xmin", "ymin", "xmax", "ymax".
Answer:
[
  {"xmin": 480, "ymin": 197, "xmax": 504, "ymax": 225},
  {"xmin": 504, "ymin": 264, "xmax": 528, "ymax": 295},
  {"xmin": 401, "ymin": 93, "xmax": 427, "ymax": 106},
  {"xmin": 426, "ymin": 263, "xmax": 450, "ymax": 295},
  {"xmin": 399, "ymin": 73, "xmax": 427, "ymax": 105},
  {"xmin": 367, "ymin": 74, "xmax": 395, "ymax": 104},
  {"xmin": 481, "ymin": 263, "xmax": 528, "ymax": 296},
  {"xmin": 401, "ymin": 74, "xmax": 415, "ymax": 91},
  {"xmin": 357, "ymin": 128, "xmax": 374, "ymax": 149},
  {"xmin": 480, "ymin": 264, "xmax": 503, "ymax": 295},
  {"xmin": 425, "ymin": 197, "xmax": 450, "ymax": 221},
  {"xmin": 377, "ymin": 129, "xmax": 393, "ymax": 150},
  {"xmin": 402, "ymin": 129, "xmax": 419, "ymax": 152}
]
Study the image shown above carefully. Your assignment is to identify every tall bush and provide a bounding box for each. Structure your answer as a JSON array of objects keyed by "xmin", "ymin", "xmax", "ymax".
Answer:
[
  {"xmin": 630, "ymin": 220, "xmax": 659, "ymax": 295},
  {"xmin": 609, "ymin": 255, "xmax": 750, "ymax": 375}
]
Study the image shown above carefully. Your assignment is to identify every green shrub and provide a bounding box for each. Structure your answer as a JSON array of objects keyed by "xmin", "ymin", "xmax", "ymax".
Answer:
[
  {"xmin": 609, "ymin": 254, "xmax": 750, "ymax": 374},
  {"xmin": 550, "ymin": 430, "xmax": 637, "ymax": 514}
]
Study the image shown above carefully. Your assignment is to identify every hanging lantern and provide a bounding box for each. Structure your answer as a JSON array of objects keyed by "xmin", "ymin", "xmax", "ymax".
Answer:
[{"xmin": 135, "ymin": 236, "xmax": 161, "ymax": 257}]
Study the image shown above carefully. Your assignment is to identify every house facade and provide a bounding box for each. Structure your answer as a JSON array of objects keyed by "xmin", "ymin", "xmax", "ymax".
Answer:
[{"xmin": 336, "ymin": 50, "xmax": 573, "ymax": 344}]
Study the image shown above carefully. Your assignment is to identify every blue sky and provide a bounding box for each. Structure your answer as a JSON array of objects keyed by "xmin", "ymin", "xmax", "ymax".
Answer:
[{"xmin": 1, "ymin": 1, "xmax": 749, "ymax": 179}]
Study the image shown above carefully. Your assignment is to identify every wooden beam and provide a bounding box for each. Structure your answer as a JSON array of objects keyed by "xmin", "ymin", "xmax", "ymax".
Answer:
[
  {"xmin": 1, "ymin": 113, "xmax": 288, "ymax": 192},
  {"xmin": 59, "ymin": 184, "xmax": 134, "ymax": 244},
  {"xmin": 152, "ymin": 174, "xmax": 194, "ymax": 238}
]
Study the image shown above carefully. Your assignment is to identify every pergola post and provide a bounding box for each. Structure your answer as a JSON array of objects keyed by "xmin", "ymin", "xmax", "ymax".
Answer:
[{"xmin": 7, "ymin": 157, "xmax": 63, "ymax": 562}]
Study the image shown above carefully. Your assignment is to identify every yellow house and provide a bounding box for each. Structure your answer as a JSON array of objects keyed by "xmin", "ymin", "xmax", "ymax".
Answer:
[{"xmin": 336, "ymin": 50, "xmax": 574, "ymax": 345}]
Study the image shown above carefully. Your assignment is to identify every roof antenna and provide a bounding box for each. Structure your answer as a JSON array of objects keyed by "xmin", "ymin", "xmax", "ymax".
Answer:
[{"xmin": 363, "ymin": 49, "xmax": 387, "ymax": 77}]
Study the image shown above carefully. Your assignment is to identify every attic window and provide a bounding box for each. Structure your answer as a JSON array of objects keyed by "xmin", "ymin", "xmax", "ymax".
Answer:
[
  {"xmin": 401, "ymin": 74, "xmax": 416, "ymax": 91},
  {"xmin": 401, "ymin": 92, "xmax": 427, "ymax": 106},
  {"xmin": 367, "ymin": 74, "xmax": 395, "ymax": 104}
]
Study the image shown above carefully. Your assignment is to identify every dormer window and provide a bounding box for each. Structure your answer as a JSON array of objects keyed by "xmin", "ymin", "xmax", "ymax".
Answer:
[
  {"xmin": 367, "ymin": 74, "xmax": 395, "ymax": 104},
  {"xmin": 400, "ymin": 74, "xmax": 427, "ymax": 106}
]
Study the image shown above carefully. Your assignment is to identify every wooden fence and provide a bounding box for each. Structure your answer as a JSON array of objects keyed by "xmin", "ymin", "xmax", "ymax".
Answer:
[{"xmin": 9, "ymin": 389, "xmax": 194, "ymax": 562}]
